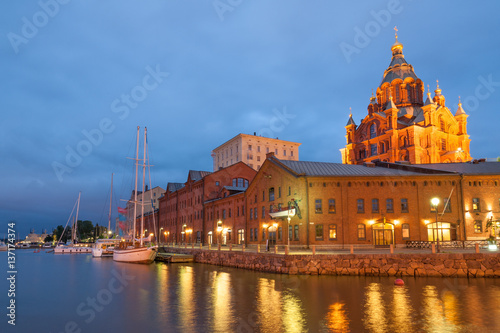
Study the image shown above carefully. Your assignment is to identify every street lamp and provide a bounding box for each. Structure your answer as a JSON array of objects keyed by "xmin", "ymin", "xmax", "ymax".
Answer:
[{"xmin": 431, "ymin": 197, "xmax": 440, "ymax": 252}]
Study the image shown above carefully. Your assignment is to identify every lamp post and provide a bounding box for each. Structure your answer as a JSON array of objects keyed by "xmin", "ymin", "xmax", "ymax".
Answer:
[
  {"xmin": 160, "ymin": 227, "xmax": 164, "ymax": 244},
  {"xmin": 431, "ymin": 197, "xmax": 440, "ymax": 253}
]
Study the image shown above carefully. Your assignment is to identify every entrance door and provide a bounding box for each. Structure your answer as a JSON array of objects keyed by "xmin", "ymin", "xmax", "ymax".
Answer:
[{"xmin": 372, "ymin": 223, "xmax": 394, "ymax": 247}]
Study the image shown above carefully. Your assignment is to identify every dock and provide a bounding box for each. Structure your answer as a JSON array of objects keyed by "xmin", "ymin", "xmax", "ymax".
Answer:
[{"xmin": 155, "ymin": 252, "xmax": 194, "ymax": 263}]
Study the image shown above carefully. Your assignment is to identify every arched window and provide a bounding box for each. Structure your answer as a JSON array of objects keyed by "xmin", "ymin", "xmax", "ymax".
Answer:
[
  {"xmin": 370, "ymin": 124, "xmax": 377, "ymax": 139},
  {"xmin": 439, "ymin": 117, "xmax": 446, "ymax": 132}
]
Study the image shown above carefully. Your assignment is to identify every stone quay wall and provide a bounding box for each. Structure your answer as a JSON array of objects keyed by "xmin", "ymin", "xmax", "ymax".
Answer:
[{"xmin": 161, "ymin": 247, "xmax": 500, "ymax": 278}]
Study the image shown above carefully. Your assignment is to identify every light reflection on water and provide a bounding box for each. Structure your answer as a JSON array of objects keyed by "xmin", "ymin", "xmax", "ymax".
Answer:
[{"xmin": 2, "ymin": 251, "xmax": 500, "ymax": 333}]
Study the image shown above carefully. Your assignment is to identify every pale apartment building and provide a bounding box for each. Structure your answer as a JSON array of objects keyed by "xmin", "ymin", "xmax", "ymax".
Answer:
[
  {"xmin": 126, "ymin": 185, "xmax": 165, "ymax": 219},
  {"xmin": 212, "ymin": 133, "xmax": 301, "ymax": 171}
]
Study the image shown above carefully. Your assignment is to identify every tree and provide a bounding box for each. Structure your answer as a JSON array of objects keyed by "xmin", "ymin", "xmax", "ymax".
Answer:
[
  {"xmin": 53, "ymin": 225, "xmax": 72, "ymax": 244},
  {"xmin": 77, "ymin": 220, "xmax": 94, "ymax": 241},
  {"xmin": 44, "ymin": 234, "xmax": 53, "ymax": 243}
]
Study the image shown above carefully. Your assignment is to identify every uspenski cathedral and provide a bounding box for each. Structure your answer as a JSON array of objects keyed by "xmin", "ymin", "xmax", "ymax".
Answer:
[{"xmin": 340, "ymin": 31, "xmax": 472, "ymax": 165}]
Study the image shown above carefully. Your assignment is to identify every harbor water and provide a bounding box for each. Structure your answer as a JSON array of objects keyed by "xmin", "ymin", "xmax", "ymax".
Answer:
[{"xmin": 1, "ymin": 250, "xmax": 500, "ymax": 332}]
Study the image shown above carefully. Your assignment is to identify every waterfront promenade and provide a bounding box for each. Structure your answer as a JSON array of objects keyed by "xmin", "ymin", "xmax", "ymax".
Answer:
[{"xmin": 159, "ymin": 242, "xmax": 500, "ymax": 278}]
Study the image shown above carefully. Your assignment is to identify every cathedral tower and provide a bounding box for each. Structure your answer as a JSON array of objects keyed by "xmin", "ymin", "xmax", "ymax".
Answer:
[{"xmin": 340, "ymin": 31, "xmax": 471, "ymax": 165}]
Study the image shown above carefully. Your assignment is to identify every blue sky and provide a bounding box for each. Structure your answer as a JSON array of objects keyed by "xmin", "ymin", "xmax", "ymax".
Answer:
[{"xmin": 2, "ymin": 0, "xmax": 500, "ymax": 238}]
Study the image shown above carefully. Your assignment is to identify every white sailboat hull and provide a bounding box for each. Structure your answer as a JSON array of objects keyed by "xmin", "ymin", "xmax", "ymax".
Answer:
[{"xmin": 113, "ymin": 246, "xmax": 157, "ymax": 264}]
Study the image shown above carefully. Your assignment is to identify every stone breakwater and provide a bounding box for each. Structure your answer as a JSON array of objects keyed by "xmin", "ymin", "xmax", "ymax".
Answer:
[{"xmin": 162, "ymin": 248, "xmax": 500, "ymax": 278}]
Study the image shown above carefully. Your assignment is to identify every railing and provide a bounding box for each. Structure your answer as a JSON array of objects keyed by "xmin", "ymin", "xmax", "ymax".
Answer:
[
  {"xmin": 160, "ymin": 241, "xmax": 499, "ymax": 255},
  {"xmin": 406, "ymin": 240, "xmax": 492, "ymax": 249}
]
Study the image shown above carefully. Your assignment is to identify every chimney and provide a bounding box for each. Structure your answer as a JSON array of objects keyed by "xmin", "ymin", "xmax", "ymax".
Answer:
[{"xmin": 266, "ymin": 152, "xmax": 275, "ymax": 159}]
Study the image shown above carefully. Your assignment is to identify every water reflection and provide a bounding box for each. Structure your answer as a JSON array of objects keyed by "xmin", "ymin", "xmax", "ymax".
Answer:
[
  {"xmin": 281, "ymin": 292, "xmax": 306, "ymax": 333},
  {"xmin": 364, "ymin": 283, "xmax": 388, "ymax": 333},
  {"xmin": 211, "ymin": 271, "xmax": 234, "ymax": 332},
  {"xmin": 177, "ymin": 266, "xmax": 195, "ymax": 329},
  {"xmin": 7, "ymin": 252, "xmax": 500, "ymax": 333},
  {"xmin": 324, "ymin": 302, "xmax": 350, "ymax": 332},
  {"xmin": 390, "ymin": 285, "xmax": 415, "ymax": 332}
]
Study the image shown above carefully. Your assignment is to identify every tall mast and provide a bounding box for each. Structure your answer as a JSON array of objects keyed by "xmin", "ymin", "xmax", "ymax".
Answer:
[
  {"xmin": 133, "ymin": 126, "xmax": 140, "ymax": 246},
  {"xmin": 108, "ymin": 173, "xmax": 113, "ymax": 238},
  {"xmin": 140, "ymin": 127, "xmax": 147, "ymax": 247},
  {"xmin": 74, "ymin": 192, "xmax": 81, "ymax": 243}
]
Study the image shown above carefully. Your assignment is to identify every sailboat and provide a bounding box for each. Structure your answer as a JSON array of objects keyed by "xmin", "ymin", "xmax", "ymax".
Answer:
[
  {"xmin": 92, "ymin": 173, "xmax": 120, "ymax": 257},
  {"xmin": 54, "ymin": 192, "xmax": 92, "ymax": 254},
  {"xmin": 113, "ymin": 126, "xmax": 157, "ymax": 264}
]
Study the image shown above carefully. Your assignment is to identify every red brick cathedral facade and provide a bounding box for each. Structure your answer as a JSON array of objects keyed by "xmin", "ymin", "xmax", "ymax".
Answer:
[{"xmin": 340, "ymin": 35, "xmax": 472, "ymax": 165}]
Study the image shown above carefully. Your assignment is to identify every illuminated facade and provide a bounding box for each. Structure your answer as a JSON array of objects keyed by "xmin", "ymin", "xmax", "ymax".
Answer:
[
  {"xmin": 245, "ymin": 156, "xmax": 500, "ymax": 247},
  {"xmin": 340, "ymin": 35, "xmax": 471, "ymax": 165}
]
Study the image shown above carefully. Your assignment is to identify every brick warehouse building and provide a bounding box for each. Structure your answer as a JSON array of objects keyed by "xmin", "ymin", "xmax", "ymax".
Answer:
[
  {"xmin": 245, "ymin": 155, "xmax": 500, "ymax": 247},
  {"xmin": 157, "ymin": 154, "xmax": 500, "ymax": 247},
  {"xmin": 158, "ymin": 162, "xmax": 256, "ymax": 245}
]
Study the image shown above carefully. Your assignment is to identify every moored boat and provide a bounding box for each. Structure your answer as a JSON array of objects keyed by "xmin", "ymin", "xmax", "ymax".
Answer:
[
  {"xmin": 92, "ymin": 239, "xmax": 120, "ymax": 257},
  {"xmin": 113, "ymin": 126, "xmax": 157, "ymax": 264}
]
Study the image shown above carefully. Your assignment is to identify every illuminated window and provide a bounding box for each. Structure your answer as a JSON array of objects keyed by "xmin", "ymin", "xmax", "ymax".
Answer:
[
  {"xmin": 402, "ymin": 223, "xmax": 410, "ymax": 239},
  {"xmin": 357, "ymin": 224, "xmax": 366, "ymax": 240},
  {"xmin": 315, "ymin": 199, "xmax": 322, "ymax": 213},
  {"xmin": 472, "ymin": 198, "xmax": 480, "ymax": 212},
  {"xmin": 328, "ymin": 199, "xmax": 336, "ymax": 213},
  {"xmin": 329, "ymin": 224, "xmax": 337, "ymax": 240},
  {"xmin": 474, "ymin": 220, "xmax": 482, "ymax": 233}
]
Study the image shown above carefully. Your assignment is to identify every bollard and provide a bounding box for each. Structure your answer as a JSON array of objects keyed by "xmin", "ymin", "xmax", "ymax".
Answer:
[
  {"xmin": 229, "ymin": 244, "xmax": 233, "ymax": 251},
  {"xmin": 431, "ymin": 243, "xmax": 436, "ymax": 254},
  {"xmin": 350, "ymin": 245, "xmax": 354, "ymax": 254},
  {"xmin": 199, "ymin": 243, "xmax": 202, "ymax": 249},
  {"xmin": 242, "ymin": 244, "xmax": 245, "ymax": 252},
  {"xmin": 184, "ymin": 243, "xmax": 187, "ymax": 249},
  {"xmin": 257, "ymin": 244, "xmax": 260, "ymax": 253},
  {"xmin": 390, "ymin": 244, "xmax": 394, "ymax": 254},
  {"xmin": 285, "ymin": 245, "xmax": 289, "ymax": 255},
  {"xmin": 218, "ymin": 243, "xmax": 221, "ymax": 251},
  {"xmin": 192, "ymin": 243, "xmax": 194, "ymax": 249},
  {"xmin": 475, "ymin": 243, "xmax": 480, "ymax": 253},
  {"xmin": 312, "ymin": 245, "xmax": 316, "ymax": 255},
  {"xmin": 274, "ymin": 245, "xmax": 278, "ymax": 254},
  {"xmin": 208, "ymin": 243, "xmax": 211, "ymax": 250}
]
